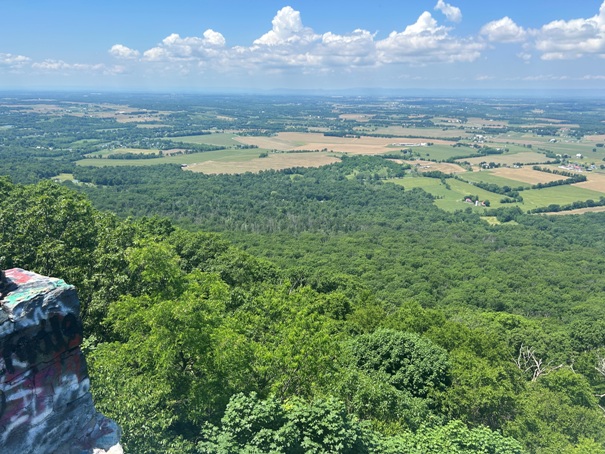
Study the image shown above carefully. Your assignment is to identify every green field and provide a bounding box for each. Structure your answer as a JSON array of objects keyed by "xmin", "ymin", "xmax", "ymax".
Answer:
[
  {"xmin": 76, "ymin": 148, "xmax": 264, "ymax": 167},
  {"xmin": 391, "ymin": 176, "xmax": 502, "ymax": 211},
  {"xmin": 413, "ymin": 144, "xmax": 478, "ymax": 161},
  {"xmin": 520, "ymin": 185, "xmax": 605, "ymax": 209},
  {"xmin": 391, "ymin": 175, "xmax": 605, "ymax": 212},
  {"xmin": 460, "ymin": 171, "xmax": 531, "ymax": 188},
  {"xmin": 484, "ymin": 142, "xmax": 538, "ymax": 154},
  {"xmin": 52, "ymin": 173, "xmax": 75, "ymax": 181}
]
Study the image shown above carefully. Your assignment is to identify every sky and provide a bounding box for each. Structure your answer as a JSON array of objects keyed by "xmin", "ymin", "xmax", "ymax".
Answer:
[{"xmin": 1, "ymin": 0, "xmax": 605, "ymax": 92}]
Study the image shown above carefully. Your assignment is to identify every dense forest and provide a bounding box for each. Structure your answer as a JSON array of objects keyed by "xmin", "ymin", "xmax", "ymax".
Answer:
[
  {"xmin": 2, "ymin": 154, "xmax": 605, "ymax": 452},
  {"xmin": 2, "ymin": 93, "xmax": 605, "ymax": 453}
]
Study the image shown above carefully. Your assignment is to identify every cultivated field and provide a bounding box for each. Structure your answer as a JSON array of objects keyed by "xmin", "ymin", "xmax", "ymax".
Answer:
[
  {"xmin": 490, "ymin": 167, "xmax": 566, "ymax": 184},
  {"xmin": 373, "ymin": 126, "xmax": 470, "ymax": 139},
  {"xmin": 584, "ymin": 135, "xmax": 605, "ymax": 142},
  {"xmin": 574, "ymin": 172, "xmax": 605, "ymax": 192},
  {"xmin": 519, "ymin": 185, "xmax": 604, "ymax": 209},
  {"xmin": 77, "ymin": 148, "xmax": 262, "ymax": 167},
  {"xmin": 170, "ymin": 133, "xmax": 242, "ymax": 147},
  {"xmin": 392, "ymin": 177, "xmax": 505, "ymax": 211},
  {"xmin": 462, "ymin": 151, "xmax": 549, "ymax": 166},
  {"xmin": 186, "ymin": 152, "xmax": 340, "ymax": 174},
  {"xmin": 544, "ymin": 206, "xmax": 605, "ymax": 215},
  {"xmin": 390, "ymin": 172, "xmax": 605, "ymax": 213},
  {"xmin": 415, "ymin": 144, "xmax": 479, "ymax": 161},
  {"xmin": 234, "ymin": 132, "xmax": 453, "ymax": 154},
  {"xmin": 461, "ymin": 171, "xmax": 531, "ymax": 188}
]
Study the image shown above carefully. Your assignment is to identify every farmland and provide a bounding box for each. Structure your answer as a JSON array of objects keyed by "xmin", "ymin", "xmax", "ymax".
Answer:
[
  {"xmin": 461, "ymin": 151, "xmax": 549, "ymax": 166},
  {"xmin": 234, "ymin": 131, "xmax": 453, "ymax": 154},
  {"xmin": 186, "ymin": 152, "xmax": 340, "ymax": 174},
  {"xmin": 4, "ymin": 92, "xmax": 605, "ymax": 214}
]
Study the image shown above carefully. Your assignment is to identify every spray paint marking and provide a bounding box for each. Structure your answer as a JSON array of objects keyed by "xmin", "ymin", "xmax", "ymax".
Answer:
[{"xmin": 0, "ymin": 312, "xmax": 82, "ymax": 378}]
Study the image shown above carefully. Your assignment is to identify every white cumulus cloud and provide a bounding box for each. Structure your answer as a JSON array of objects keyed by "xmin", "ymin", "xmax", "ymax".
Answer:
[
  {"xmin": 0, "ymin": 53, "xmax": 31, "ymax": 65},
  {"xmin": 142, "ymin": 29, "xmax": 227, "ymax": 62},
  {"xmin": 533, "ymin": 0, "xmax": 605, "ymax": 59},
  {"xmin": 105, "ymin": 6, "xmax": 486, "ymax": 75},
  {"xmin": 377, "ymin": 12, "xmax": 483, "ymax": 64},
  {"xmin": 253, "ymin": 6, "xmax": 317, "ymax": 46},
  {"xmin": 480, "ymin": 17, "xmax": 526, "ymax": 43},
  {"xmin": 434, "ymin": 0, "xmax": 462, "ymax": 23},
  {"xmin": 109, "ymin": 44, "xmax": 140, "ymax": 60}
]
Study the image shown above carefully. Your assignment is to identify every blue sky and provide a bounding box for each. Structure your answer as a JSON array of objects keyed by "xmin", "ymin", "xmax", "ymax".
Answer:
[{"xmin": 1, "ymin": 1, "xmax": 605, "ymax": 91}]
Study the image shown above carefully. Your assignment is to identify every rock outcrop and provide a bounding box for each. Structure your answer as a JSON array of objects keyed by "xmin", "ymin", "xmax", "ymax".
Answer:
[{"xmin": 0, "ymin": 268, "xmax": 121, "ymax": 454}]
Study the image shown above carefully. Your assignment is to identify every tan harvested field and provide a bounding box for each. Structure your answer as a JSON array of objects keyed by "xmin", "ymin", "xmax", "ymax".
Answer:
[
  {"xmin": 186, "ymin": 152, "xmax": 340, "ymax": 174},
  {"xmin": 234, "ymin": 132, "xmax": 452, "ymax": 155},
  {"xmin": 543, "ymin": 206, "xmax": 605, "ymax": 215},
  {"xmin": 574, "ymin": 173, "xmax": 605, "ymax": 192},
  {"xmin": 394, "ymin": 160, "xmax": 467, "ymax": 173},
  {"xmin": 584, "ymin": 135, "xmax": 605, "ymax": 142},
  {"xmin": 491, "ymin": 167, "xmax": 566, "ymax": 184},
  {"xmin": 462, "ymin": 151, "xmax": 549, "ymax": 166}
]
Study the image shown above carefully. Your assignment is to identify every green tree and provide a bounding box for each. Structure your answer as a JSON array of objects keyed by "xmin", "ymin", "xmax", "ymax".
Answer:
[{"xmin": 349, "ymin": 329, "xmax": 450, "ymax": 398}]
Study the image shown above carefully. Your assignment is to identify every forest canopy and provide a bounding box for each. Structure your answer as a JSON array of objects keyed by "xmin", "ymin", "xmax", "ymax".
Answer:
[{"xmin": 2, "ymin": 165, "xmax": 605, "ymax": 452}]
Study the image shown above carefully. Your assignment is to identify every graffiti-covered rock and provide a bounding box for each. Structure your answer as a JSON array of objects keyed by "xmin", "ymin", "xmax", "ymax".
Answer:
[{"xmin": 0, "ymin": 268, "xmax": 122, "ymax": 454}]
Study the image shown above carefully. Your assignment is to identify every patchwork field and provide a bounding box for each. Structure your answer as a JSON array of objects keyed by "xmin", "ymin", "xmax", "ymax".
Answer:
[
  {"xmin": 460, "ymin": 171, "xmax": 531, "ymax": 188},
  {"xmin": 234, "ymin": 132, "xmax": 453, "ymax": 154},
  {"xmin": 373, "ymin": 126, "xmax": 470, "ymax": 139},
  {"xmin": 490, "ymin": 167, "xmax": 567, "ymax": 185},
  {"xmin": 392, "ymin": 177, "xmax": 505, "ymax": 212},
  {"xmin": 170, "ymin": 133, "xmax": 242, "ymax": 147},
  {"xmin": 77, "ymin": 148, "xmax": 262, "ymax": 167},
  {"xmin": 462, "ymin": 151, "xmax": 550, "ymax": 166},
  {"xmin": 390, "ymin": 172, "xmax": 605, "ymax": 213}
]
